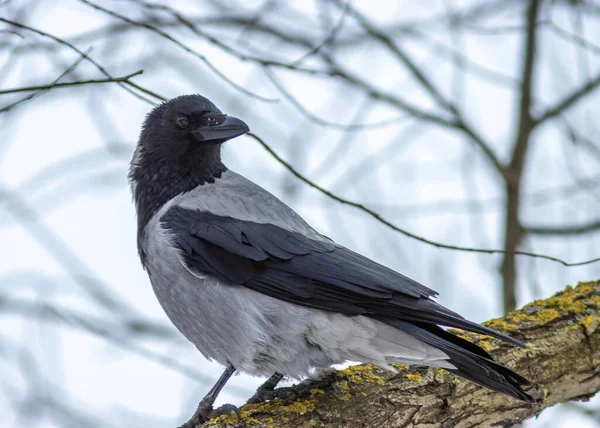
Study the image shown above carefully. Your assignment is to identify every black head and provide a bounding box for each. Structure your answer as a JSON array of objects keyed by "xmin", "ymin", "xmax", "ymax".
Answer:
[
  {"xmin": 129, "ymin": 94, "xmax": 249, "ymax": 260},
  {"xmin": 138, "ymin": 94, "xmax": 249, "ymax": 151}
]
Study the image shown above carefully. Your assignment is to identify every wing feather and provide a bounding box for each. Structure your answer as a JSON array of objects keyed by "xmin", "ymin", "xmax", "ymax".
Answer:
[{"xmin": 160, "ymin": 206, "xmax": 525, "ymax": 348}]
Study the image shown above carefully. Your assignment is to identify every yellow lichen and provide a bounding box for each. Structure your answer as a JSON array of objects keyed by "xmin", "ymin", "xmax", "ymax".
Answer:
[
  {"xmin": 338, "ymin": 364, "xmax": 385, "ymax": 385},
  {"xmin": 485, "ymin": 281, "xmax": 600, "ymax": 332},
  {"xmin": 582, "ymin": 311, "xmax": 600, "ymax": 334},
  {"xmin": 310, "ymin": 388, "xmax": 325, "ymax": 398},
  {"xmin": 208, "ymin": 395, "xmax": 322, "ymax": 426},
  {"xmin": 406, "ymin": 373, "xmax": 423, "ymax": 382},
  {"xmin": 335, "ymin": 380, "xmax": 353, "ymax": 401},
  {"xmin": 451, "ymin": 330, "xmax": 498, "ymax": 351},
  {"xmin": 279, "ymin": 400, "xmax": 317, "ymax": 415},
  {"xmin": 536, "ymin": 308, "xmax": 560, "ymax": 323},
  {"xmin": 566, "ymin": 311, "xmax": 600, "ymax": 333}
]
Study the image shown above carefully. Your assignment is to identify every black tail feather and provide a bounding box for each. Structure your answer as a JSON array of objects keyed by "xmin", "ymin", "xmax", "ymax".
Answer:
[{"xmin": 377, "ymin": 317, "xmax": 534, "ymax": 402}]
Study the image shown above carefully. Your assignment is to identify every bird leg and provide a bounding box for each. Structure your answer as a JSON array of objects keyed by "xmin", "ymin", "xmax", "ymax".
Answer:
[
  {"xmin": 246, "ymin": 372, "xmax": 297, "ymax": 404},
  {"xmin": 179, "ymin": 364, "xmax": 240, "ymax": 428}
]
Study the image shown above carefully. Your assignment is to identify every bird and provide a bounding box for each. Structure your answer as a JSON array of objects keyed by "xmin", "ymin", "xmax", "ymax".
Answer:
[{"xmin": 129, "ymin": 94, "xmax": 533, "ymax": 427}]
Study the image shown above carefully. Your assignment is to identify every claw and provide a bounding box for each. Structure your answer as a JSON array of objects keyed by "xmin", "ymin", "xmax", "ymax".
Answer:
[
  {"xmin": 248, "ymin": 385, "xmax": 297, "ymax": 404},
  {"xmin": 210, "ymin": 403, "xmax": 241, "ymax": 422},
  {"xmin": 179, "ymin": 365, "xmax": 238, "ymax": 427},
  {"xmin": 179, "ymin": 402, "xmax": 241, "ymax": 427}
]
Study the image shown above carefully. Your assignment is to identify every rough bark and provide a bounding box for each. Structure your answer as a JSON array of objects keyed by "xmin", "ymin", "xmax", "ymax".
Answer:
[{"xmin": 200, "ymin": 281, "xmax": 600, "ymax": 428}]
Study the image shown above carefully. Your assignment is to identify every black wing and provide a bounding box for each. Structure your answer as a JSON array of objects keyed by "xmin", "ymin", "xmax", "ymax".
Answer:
[{"xmin": 161, "ymin": 206, "xmax": 525, "ymax": 348}]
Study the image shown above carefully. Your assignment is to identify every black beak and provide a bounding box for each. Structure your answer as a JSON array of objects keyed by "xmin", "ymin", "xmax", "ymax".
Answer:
[{"xmin": 192, "ymin": 115, "xmax": 249, "ymax": 143}]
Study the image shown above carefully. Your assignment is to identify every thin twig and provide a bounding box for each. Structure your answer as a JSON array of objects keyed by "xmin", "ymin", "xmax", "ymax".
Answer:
[
  {"xmin": 525, "ymin": 219, "xmax": 600, "ymax": 236},
  {"xmin": 247, "ymin": 132, "xmax": 600, "ymax": 267},
  {"xmin": 338, "ymin": 0, "xmax": 454, "ymax": 113},
  {"xmin": 0, "ymin": 47, "xmax": 91, "ymax": 112},
  {"xmin": 547, "ymin": 20, "xmax": 600, "ymax": 56},
  {"xmin": 0, "ymin": 17, "xmax": 163, "ymax": 104},
  {"xmin": 290, "ymin": 0, "xmax": 350, "ymax": 66},
  {"xmin": 131, "ymin": 0, "xmax": 331, "ymax": 77},
  {"xmin": 263, "ymin": 66, "xmax": 412, "ymax": 130},
  {"xmin": 79, "ymin": 0, "xmax": 278, "ymax": 103},
  {"xmin": 0, "ymin": 70, "xmax": 143, "ymax": 95},
  {"xmin": 534, "ymin": 70, "xmax": 600, "ymax": 125}
]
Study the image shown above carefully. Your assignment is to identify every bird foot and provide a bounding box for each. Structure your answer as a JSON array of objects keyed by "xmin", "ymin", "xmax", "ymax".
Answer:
[
  {"xmin": 179, "ymin": 402, "xmax": 241, "ymax": 428},
  {"xmin": 246, "ymin": 386, "xmax": 297, "ymax": 404}
]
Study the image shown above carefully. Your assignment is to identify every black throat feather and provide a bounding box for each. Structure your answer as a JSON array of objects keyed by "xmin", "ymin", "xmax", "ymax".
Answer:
[{"xmin": 130, "ymin": 144, "xmax": 226, "ymax": 265}]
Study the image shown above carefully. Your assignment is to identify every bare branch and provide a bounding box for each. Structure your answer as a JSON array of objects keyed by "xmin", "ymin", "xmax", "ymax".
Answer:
[
  {"xmin": 525, "ymin": 218, "xmax": 600, "ymax": 236},
  {"xmin": 247, "ymin": 132, "xmax": 600, "ymax": 267},
  {"xmin": 0, "ymin": 47, "xmax": 91, "ymax": 112},
  {"xmin": 79, "ymin": 0, "xmax": 278, "ymax": 103},
  {"xmin": 0, "ymin": 70, "xmax": 143, "ymax": 95},
  {"xmin": 329, "ymin": 1, "xmax": 508, "ymax": 178},
  {"xmin": 0, "ymin": 17, "xmax": 164, "ymax": 104},
  {"xmin": 339, "ymin": 0, "xmax": 454, "ymax": 112},
  {"xmin": 535, "ymin": 70, "xmax": 600, "ymax": 125},
  {"xmin": 289, "ymin": 0, "xmax": 349, "ymax": 66},
  {"xmin": 547, "ymin": 19, "xmax": 600, "ymax": 57},
  {"xmin": 262, "ymin": 66, "xmax": 412, "ymax": 130},
  {"xmin": 129, "ymin": 1, "xmax": 332, "ymax": 77},
  {"xmin": 510, "ymin": 2, "xmax": 539, "ymax": 174}
]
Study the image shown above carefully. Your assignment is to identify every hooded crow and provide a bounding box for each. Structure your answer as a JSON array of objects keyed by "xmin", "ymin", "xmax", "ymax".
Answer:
[{"xmin": 129, "ymin": 94, "xmax": 533, "ymax": 427}]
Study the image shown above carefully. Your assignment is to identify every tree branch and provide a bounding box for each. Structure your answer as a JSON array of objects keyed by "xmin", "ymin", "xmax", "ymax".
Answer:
[
  {"xmin": 78, "ymin": 0, "xmax": 278, "ymax": 103},
  {"xmin": 202, "ymin": 281, "xmax": 600, "ymax": 428},
  {"xmin": 0, "ymin": 47, "xmax": 91, "ymax": 113},
  {"xmin": 534, "ymin": 70, "xmax": 600, "ymax": 125},
  {"xmin": 525, "ymin": 218, "xmax": 600, "ymax": 236},
  {"xmin": 262, "ymin": 66, "xmax": 412, "ymax": 130},
  {"xmin": 0, "ymin": 70, "xmax": 143, "ymax": 95},
  {"xmin": 339, "ymin": 0, "xmax": 454, "ymax": 112},
  {"xmin": 247, "ymin": 132, "xmax": 600, "ymax": 267},
  {"xmin": 0, "ymin": 17, "xmax": 164, "ymax": 104}
]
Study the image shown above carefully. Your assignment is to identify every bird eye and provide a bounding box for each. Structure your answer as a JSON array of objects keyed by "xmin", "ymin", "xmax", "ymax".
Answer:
[{"xmin": 175, "ymin": 115, "xmax": 190, "ymax": 129}]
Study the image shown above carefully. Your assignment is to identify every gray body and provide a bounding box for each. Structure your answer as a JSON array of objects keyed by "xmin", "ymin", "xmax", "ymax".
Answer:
[{"xmin": 143, "ymin": 170, "xmax": 452, "ymax": 378}]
